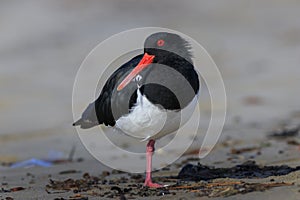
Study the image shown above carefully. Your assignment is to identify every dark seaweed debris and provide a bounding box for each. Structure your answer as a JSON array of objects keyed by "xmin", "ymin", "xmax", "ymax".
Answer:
[
  {"xmin": 46, "ymin": 173, "xmax": 101, "ymax": 194},
  {"xmin": 111, "ymin": 186, "xmax": 127, "ymax": 200},
  {"xmin": 178, "ymin": 161, "xmax": 300, "ymax": 181},
  {"xmin": 230, "ymin": 146, "xmax": 260, "ymax": 155},
  {"xmin": 45, "ymin": 161, "xmax": 299, "ymax": 199},
  {"xmin": 54, "ymin": 197, "xmax": 88, "ymax": 200},
  {"xmin": 0, "ymin": 187, "xmax": 25, "ymax": 193},
  {"xmin": 287, "ymin": 139, "xmax": 300, "ymax": 146},
  {"xmin": 268, "ymin": 126, "xmax": 299, "ymax": 138},
  {"xmin": 168, "ymin": 181, "xmax": 293, "ymax": 198}
]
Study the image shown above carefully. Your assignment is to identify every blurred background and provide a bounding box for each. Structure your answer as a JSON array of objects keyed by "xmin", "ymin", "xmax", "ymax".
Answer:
[{"xmin": 1, "ymin": 0, "xmax": 300, "ymax": 163}]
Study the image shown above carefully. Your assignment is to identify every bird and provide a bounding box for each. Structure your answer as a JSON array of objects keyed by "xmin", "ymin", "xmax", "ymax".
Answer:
[{"xmin": 73, "ymin": 32, "xmax": 200, "ymax": 188}]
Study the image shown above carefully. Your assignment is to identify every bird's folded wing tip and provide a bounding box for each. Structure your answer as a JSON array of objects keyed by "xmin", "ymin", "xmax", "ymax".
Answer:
[{"xmin": 72, "ymin": 118, "xmax": 82, "ymax": 126}]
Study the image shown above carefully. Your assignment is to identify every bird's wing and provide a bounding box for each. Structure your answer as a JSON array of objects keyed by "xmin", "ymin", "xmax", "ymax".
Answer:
[{"xmin": 73, "ymin": 54, "xmax": 143, "ymax": 128}]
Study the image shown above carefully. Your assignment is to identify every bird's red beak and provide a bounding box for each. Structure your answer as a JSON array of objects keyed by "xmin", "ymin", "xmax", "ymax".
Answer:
[{"xmin": 117, "ymin": 53, "xmax": 155, "ymax": 91}]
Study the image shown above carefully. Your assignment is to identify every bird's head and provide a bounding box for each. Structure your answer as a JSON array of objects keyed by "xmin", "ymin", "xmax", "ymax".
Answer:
[
  {"xmin": 117, "ymin": 32, "xmax": 192, "ymax": 91},
  {"xmin": 144, "ymin": 32, "xmax": 192, "ymax": 61}
]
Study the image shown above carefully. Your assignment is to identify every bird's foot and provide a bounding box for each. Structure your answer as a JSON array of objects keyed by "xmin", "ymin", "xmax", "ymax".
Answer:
[{"xmin": 144, "ymin": 180, "xmax": 165, "ymax": 188}]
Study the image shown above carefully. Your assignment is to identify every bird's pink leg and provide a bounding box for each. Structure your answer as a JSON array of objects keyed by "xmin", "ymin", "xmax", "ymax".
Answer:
[{"xmin": 144, "ymin": 139, "xmax": 164, "ymax": 188}]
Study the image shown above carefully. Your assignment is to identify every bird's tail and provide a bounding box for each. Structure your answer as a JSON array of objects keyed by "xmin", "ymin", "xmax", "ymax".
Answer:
[
  {"xmin": 73, "ymin": 102, "xmax": 99, "ymax": 129},
  {"xmin": 72, "ymin": 118, "xmax": 83, "ymax": 126},
  {"xmin": 73, "ymin": 118, "xmax": 98, "ymax": 129}
]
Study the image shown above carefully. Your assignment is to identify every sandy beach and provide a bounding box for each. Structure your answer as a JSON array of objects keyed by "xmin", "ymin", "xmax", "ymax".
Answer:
[{"xmin": 1, "ymin": 1, "xmax": 300, "ymax": 199}]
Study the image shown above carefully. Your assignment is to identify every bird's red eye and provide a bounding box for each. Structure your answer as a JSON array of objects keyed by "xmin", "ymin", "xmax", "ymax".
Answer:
[{"xmin": 157, "ymin": 39, "xmax": 165, "ymax": 47}]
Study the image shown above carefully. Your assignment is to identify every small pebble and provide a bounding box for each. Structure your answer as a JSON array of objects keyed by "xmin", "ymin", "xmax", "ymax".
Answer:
[
  {"xmin": 278, "ymin": 150, "xmax": 284, "ymax": 154},
  {"xmin": 101, "ymin": 171, "xmax": 110, "ymax": 177}
]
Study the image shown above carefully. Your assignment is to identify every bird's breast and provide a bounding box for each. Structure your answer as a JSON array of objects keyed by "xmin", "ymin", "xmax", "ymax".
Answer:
[
  {"xmin": 115, "ymin": 88, "xmax": 198, "ymax": 141},
  {"xmin": 115, "ymin": 89, "xmax": 168, "ymax": 140}
]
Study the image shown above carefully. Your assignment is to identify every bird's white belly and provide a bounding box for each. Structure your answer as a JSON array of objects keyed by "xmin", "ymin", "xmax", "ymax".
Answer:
[{"xmin": 115, "ymin": 89, "xmax": 198, "ymax": 140}]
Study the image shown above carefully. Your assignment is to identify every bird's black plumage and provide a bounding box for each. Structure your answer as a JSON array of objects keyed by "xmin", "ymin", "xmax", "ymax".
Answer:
[
  {"xmin": 73, "ymin": 32, "xmax": 199, "ymax": 129},
  {"xmin": 95, "ymin": 55, "xmax": 143, "ymax": 126}
]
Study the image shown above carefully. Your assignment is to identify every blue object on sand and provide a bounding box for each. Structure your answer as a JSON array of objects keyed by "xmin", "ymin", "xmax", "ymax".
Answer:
[{"xmin": 10, "ymin": 158, "xmax": 53, "ymax": 168}]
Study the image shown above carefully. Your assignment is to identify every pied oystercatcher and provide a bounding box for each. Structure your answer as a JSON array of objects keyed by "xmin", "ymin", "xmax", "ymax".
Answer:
[{"xmin": 73, "ymin": 32, "xmax": 200, "ymax": 187}]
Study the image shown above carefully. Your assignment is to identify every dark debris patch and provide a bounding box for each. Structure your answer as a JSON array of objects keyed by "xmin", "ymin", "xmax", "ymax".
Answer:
[
  {"xmin": 45, "ymin": 161, "xmax": 299, "ymax": 199},
  {"xmin": 230, "ymin": 146, "xmax": 261, "ymax": 155},
  {"xmin": 111, "ymin": 186, "xmax": 127, "ymax": 200},
  {"xmin": 167, "ymin": 181, "xmax": 293, "ymax": 198},
  {"xmin": 59, "ymin": 170, "xmax": 81, "ymax": 175},
  {"xmin": 178, "ymin": 161, "xmax": 300, "ymax": 181},
  {"xmin": 46, "ymin": 173, "xmax": 101, "ymax": 194},
  {"xmin": 10, "ymin": 187, "xmax": 25, "ymax": 192},
  {"xmin": 0, "ymin": 187, "xmax": 25, "ymax": 193},
  {"xmin": 268, "ymin": 126, "xmax": 299, "ymax": 139},
  {"xmin": 54, "ymin": 196, "xmax": 88, "ymax": 200},
  {"xmin": 287, "ymin": 139, "xmax": 300, "ymax": 146}
]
